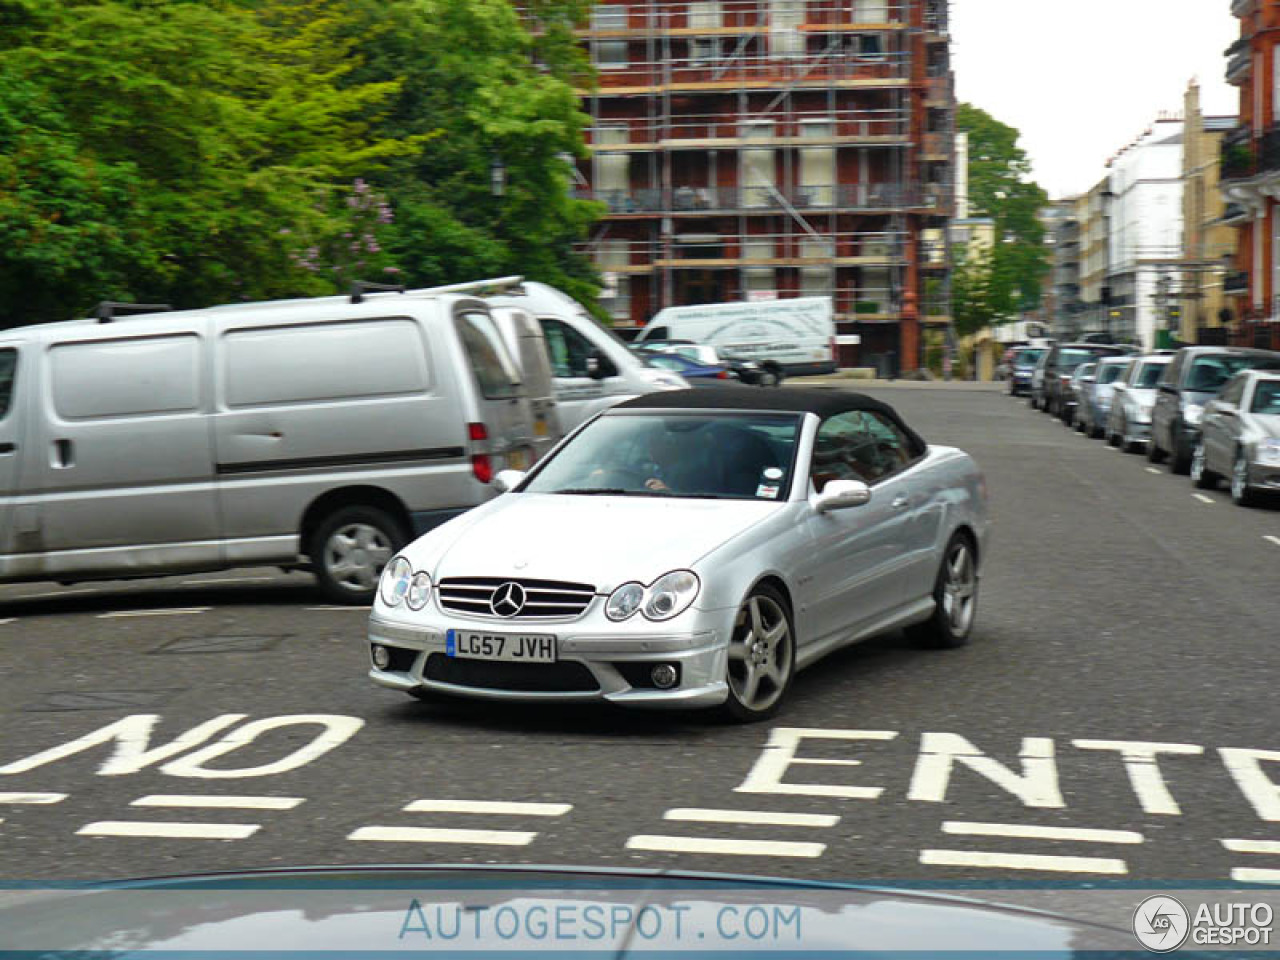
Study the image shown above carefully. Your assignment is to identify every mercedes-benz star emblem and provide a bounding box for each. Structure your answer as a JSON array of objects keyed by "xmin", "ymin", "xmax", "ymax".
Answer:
[{"xmin": 490, "ymin": 581, "xmax": 527, "ymax": 618}]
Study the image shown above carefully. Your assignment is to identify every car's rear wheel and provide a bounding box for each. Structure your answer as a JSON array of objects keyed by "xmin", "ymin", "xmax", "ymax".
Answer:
[
  {"xmin": 1147, "ymin": 430, "xmax": 1167, "ymax": 463},
  {"xmin": 1232, "ymin": 451, "xmax": 1261, "ymax": 507},
  {"xmin": 1170, "ymin": 424, "xmax": 1192, "ymax": 475},
  {"xmin": 719, "ymin": 584, "xmax": 794, "ymax": 722},
  {"xmin": 310, "ymin": 504, "xmax": 407, "ymax": 604},
  {"xmin": 1191, "ymin": 441, "xmax": 1218, "ymax": 490},
  {"xmin": 908, "ymin": 533, "xmax": 978, "ymax": 649}
]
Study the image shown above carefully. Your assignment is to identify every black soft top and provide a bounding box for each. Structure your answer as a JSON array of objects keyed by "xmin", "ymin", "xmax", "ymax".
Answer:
[{"xmin": 616, "ymin": 387, "xmax": 927, "ymax": 452}]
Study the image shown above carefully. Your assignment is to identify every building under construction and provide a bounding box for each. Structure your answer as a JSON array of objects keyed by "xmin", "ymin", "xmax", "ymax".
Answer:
[{"xmin": 564, "ymin": 0, "xmax": 955, "ymax": 370}]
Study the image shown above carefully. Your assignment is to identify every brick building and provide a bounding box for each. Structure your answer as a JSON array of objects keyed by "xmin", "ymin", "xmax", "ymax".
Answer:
[{"xmin": 567, "ymin": 0, "xmax": 955, "ymax": 371}]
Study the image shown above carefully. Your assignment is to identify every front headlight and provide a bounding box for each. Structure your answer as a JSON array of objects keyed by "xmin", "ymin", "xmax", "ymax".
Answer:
[
  {"xmin": 1256, "ymin": 439, "xmax": 1280, "ymax": 466},
  {"xmin": 379, "ymin": 556, "xmax": 413, "ymax": 607},
  {"xmin": 1183, "ymin": 403, "xmax": 1204, "ymax": 426},
  {"xmin": 406, "ymin": 571, "xmax": 432, "ymax": 611},
  {"xmin": 642, "ymin": 570, "xmax": 700, "ymax": 621},
  {"xmin": 605, "ymin": 582, "xmax": 645, "ymax": 621}
]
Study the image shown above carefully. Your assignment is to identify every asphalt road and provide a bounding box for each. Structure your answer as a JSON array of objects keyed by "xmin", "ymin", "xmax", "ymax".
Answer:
[{"xmin": 3, "ymin": 383, "xmax": 1280, "ymax": 889}]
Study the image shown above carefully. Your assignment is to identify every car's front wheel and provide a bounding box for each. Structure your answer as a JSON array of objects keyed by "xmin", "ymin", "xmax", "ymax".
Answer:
[
  {"xmin": 720, "ymin": 584, "xmax": 794, "ymax": 722},
  {"xmin": 908, "ymin": 533, "xmax": 978, "ymax": 649},
  {"xmin": 1232, "ymin": 451, "xmax": 1261, "ymax": 507},
  {"xmin": 1191, "ymin": 441, "xmax": 1218, "ymax": 490}
]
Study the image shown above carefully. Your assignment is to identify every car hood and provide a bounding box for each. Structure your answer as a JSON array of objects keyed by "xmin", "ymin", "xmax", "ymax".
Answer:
[
  {"xmin": 411, "ymin": 493, "xmax": 782, "ymax": 591},
  {"xmin": 1253, "ymin": 413, "xmax": 1280, "ymax": 438},
  {"xmin": 0, "ymin": 865, "xmax": 1134, "ymax": 955}
]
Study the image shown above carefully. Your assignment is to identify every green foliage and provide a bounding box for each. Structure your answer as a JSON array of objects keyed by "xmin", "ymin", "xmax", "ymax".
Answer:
[
  {"xmin": 0, "ymin": 0, "xmax": 601, "ymax": 325},
  {"xmin": 953, "ymin": 103, "xmax": 1052, "ymax": 333}
]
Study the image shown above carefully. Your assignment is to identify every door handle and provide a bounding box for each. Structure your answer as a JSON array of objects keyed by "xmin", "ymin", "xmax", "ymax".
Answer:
[
  {"xmin": 0, "ymin": 442, "xmax": 14, "ymax": 455},
  {"xmin": 53, "ymin": 438, "xmax": 74, "ymax": 469},
  {"xmin": 891, "ymin": 496, "xmax": 910, "ymax": 510}
]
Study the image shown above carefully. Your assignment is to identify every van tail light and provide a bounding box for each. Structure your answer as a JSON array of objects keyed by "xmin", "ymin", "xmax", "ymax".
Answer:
[
  {"xmin": 472, "ymin": 454, "xmax": 493, "ymax": 484},
  {"xmin": 468, "ymin": 422, "xmax": 492, "ymax": 483},
  {"xmin": 717, "ymin": 369, "xmax": 729, "ymax": 379},
  {"xmin": 468, "ymin": 422, "xmax": 488, "ymax": 442}
]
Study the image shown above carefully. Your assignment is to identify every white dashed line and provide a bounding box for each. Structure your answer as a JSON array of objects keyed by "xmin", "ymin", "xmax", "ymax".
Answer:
[
  {"xmin": 1222, "ymin": 838, "xmax": 1280, "ymax": 854},
  {"xmin": 1192, "ymin": 494, "xmax": 1215, "ymax": 504},
  {"xmin": 941, "ymin": 822, "xmax": 1143, "ymax": 844},
  {"xmin": 348, "ymin": 826, "xmax": 536, "ymax": 846},
  {"xmin": 131, "ymin": 795, "xmax": 305, "ymax": 810},
  {"xmin": 919, "ymin": 850, "xmax": 1128, "ymax": 874},
  {"xmin": 0, "ymin": 792, "xmax": 67, "ymax": 804},
  {"xmin": 78, "ymin": 821, "xmax": 260, "ymax": 840},
  {"xmin": 403, "ymin": 799, "xmax": 571, "ymax": 816},
  {"xmin": 1145, "ymin": 467, "xmax": 1162, "ymax": 475},
  {"xmin": 0, "ymin": 618, "xmax": 16, "ymax": 625},
  {"xmin": 305, "ymin": 606, "xmax": 368, "ymax": 612},
  {"xmin": 663, "ymin": 808, "xmax": 839, "ymax": 828},
  {"xmin": 1231, "ymin": 868, "xmax": 1280, "ymax": 884},
  {"xmin": 97, "ymin": 607, "xmax": 210, "ymax": 619},
  {"xmin": 1265, "ymin": 536, "xmax": 1280, "ymax": 548},
  {"xmin": 626, "ymin": 835, "xmax": 826, "ymax": 858}
]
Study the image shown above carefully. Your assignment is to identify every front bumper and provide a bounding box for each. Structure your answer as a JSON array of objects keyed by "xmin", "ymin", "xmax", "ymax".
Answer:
[{"xmin": 367, "ymin": 612, "xmax": 730, "ymax": 709}]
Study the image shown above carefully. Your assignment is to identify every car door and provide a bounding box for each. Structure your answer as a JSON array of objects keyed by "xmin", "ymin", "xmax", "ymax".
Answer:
[
  {"xmin": 800, "ymin": 411, "xmax": 916, "ymax": 644},
  {"xmin": 1153, "ymin": 351, "xmax": 1185, "ymax": 451},
  {"xmin": 0, "ymin": 343, "xmax": 27, "ymax": 569},
  {"xmin": 537, "ymin": 316, "xmax": 606, "ymax": 431},
  {"xmin": 1203, "ymin": 375, "xmax": 1246, "ymax": 474}
]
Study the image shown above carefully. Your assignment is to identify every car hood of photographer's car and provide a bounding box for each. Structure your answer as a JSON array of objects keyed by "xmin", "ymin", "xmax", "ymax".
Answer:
[{"xmin": 411, "ymin": 493, "xmax": 784, "ymax": 592}]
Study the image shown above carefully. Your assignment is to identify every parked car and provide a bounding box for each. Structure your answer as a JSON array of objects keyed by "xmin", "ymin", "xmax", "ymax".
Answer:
[
  {"xmin": 0, "ymin": 284, "xmax": 544, "ymax": 604},
  {"xmin": 1106, "ymin": 353, "xmax": 1172, "ymax": 452},
  {"xmin": 644, "ymin": 340, "xmax": 784, "ymax": 386},
  {"xmin": 1008, "ymin": 346, "xmax": 1048, "ymax": 397},
  {"xmin": 1028, "ymin": 350, "xmax": 1051, "ymax": 410},
  {"xmin": 1149, "ymin": 346, "xmax": 1280, "ymax": 474},
  {"xmin": 1040, "ymin": 342, "xmax": 1135, "ymax": 418},
  {"xmin": 369, "ymin": 387, "xmax": 989, "ymax": 720},
  {"xmin": 1074, "ymin": 355, "xmax": 1130, "ymax": 438},
  {"xmin": 1061, "ymin": 362, "xmax": 1096, "ymax": 427},
  {"xmin": 632, "ymin": 348, "xmax": 738, "ymax": 384},
  {"xmin": 1192, "ymin": 369, "xmax": 1280, "ymax": 506}
]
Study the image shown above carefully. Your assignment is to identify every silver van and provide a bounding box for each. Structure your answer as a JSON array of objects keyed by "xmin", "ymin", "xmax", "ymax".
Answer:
[
  {"xmin": 491, "ymin": 305, "xmax": 562, "ymax": 463},
  {"xmin": 0, "ymin": 286, "xmax": 538, "ymax": 603},
  {"xmin": 487, "ymin": 281, "xmax": 686, "ymax": 431}
]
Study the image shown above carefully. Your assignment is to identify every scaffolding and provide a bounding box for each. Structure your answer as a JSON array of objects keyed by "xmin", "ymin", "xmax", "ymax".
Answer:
[{"xmin": 525, "ymin": 0, "xmax": 954, "ymax": 363}]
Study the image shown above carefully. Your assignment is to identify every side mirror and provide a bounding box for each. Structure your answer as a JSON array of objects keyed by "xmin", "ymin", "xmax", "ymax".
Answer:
[
  {"xmin": 585, "ymin": 351, "xmax": 614, "ymax": 380},
  {"xmin": 492, "ymin": 469, "xmax": 527, "ymax": 494},
  {"xmin": 813, "ymin": 479, "xmax": 872, "ymax": 513}
]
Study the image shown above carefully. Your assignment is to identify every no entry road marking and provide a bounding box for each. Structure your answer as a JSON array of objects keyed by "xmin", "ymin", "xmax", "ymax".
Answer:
[
  {"xmin": 78, "ymin": 821, "xmax": 259, "ymax": 840},
  {"xmin": 1192, "ymin": 494, "xmax": 1215, "ymax": 504},
  {"xmin": 131, "ymin": 795, "xmax": 304, "ymax": 810},
  {"xmin": 919, "ymin": 850, "xmax": 1128, "ymax": 874},
  {"xmin": 942, "ymin": 821, "xmax": 1143, "ymax": 844},
  {"xmin": 626, "ymin": 835, "xmax": 825, "ymax": 858},
  {"xmin": 664, "ymin": 808, "xmax": 839, "ymax": 828},
  {"xmin": 349, "ymin": 826, "xmax": 536, "ymax": 846}
]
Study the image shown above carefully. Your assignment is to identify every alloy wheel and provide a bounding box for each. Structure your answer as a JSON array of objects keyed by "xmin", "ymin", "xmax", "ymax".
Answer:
[
  {"xmin": 940, "ymin": 540, "xmax": 977, "ymax": 637},
  {"xmin": 726, "ymin": 593, "xmax": 793, "ymax": 714}
]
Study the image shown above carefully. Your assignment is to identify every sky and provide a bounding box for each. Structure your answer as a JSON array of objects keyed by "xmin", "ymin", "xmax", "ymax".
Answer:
[{"xmin": 950, "ymin": 0, "xmax": 1240, "ymax": 201}]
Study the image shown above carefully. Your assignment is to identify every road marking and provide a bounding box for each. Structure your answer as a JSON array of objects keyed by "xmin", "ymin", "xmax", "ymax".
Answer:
[
  {"xmin": 626, "ymin": 835, "xmax": 825, "ymax": 858},
  {"xmin": 1222, "ymin": 838, "xmax": 1280, "ymax": 854},
  {"xmin": 1231, "ymin": 868, "xmax": 1280, "ymax": 884},
  {"xmin": 1265, "ymin": 536, "xmax": 1280, "ymax": 548},
  {"xmin": 0, "ymin": 618, "xmax": 17, "ymax": 625},
  {"xmin": 98, "ymin": 608, "xmax": 210, "ymax": 619},
  {"xmin": 941, "ymin": 821, "xmax": 1143, "ymax": 844},
  {"xmin": 664, "ymin": 808, "xmax": 839, "ymax": 828},
  {"xmin": 131, "ymin": 794, "xmax": 305, "ymax": 810},
  {"xmin": 348, "ymin": 826, "xmax": 536, "ymax": 846},
  {"xmin": 1192, "ymin": 494, "xmax": 1215, "ymax": 504},
  {"xmin": 305, "ymin": 606, "xmax": 368, "ymax": 612},
  {"xmin": 403, "ymin": 799, "xmax": 571, "ymax": 816},
  {"xmin": 1145, "ymin": 467, "xmax": 1162, "ymax": 475},
  {"xmin": 180, "ymin": 576, "xmax": 276, "ymax": 586},
  {"xmin": 919, "ymin": 850, "xmax": 1128, "ymax": 874},
  {"xmin": 0, "ymin": 792, "xmax": 67, "ymax": 804},
  {"xmin": 12, "ymin": 589, "xmax": 99, "ymax": 601},
  {"xmin": 77, "ymin": 821, "xmax": 260, "ymax": 840}
]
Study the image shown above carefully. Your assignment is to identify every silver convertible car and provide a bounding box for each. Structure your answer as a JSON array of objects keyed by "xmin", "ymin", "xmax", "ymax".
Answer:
[{"xmin": 368, "ymin": 388, "xmax": 989, "ymax": 720}]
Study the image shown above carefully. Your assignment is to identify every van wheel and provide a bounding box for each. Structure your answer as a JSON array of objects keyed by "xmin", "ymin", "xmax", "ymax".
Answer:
[{"xmin": 310, "ymin": 505, "xmax": 408, "ymax": 605}]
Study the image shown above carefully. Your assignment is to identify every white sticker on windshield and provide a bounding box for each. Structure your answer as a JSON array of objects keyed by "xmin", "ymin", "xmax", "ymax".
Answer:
[
  {"xmin": 756, "ymin": 484, "xmax": 780, "ymax": 499},
  {"xmin": 763, "ymin": 467, "xmax": 784, "ymax": 481}
]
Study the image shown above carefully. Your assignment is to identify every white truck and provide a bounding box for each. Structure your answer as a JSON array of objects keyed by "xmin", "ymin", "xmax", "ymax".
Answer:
[{"xmin": 636, "ymin": 296, "xmax": 838, "ymax": 377}]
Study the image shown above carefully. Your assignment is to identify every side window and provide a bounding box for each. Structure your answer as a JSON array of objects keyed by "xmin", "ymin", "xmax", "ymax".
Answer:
[
  {"xmin": 0, "ymin": 349, "xmax": 16, "ymax": 420},
  {"xmin": 1221, "ymin": 376, "xmax": 1246, "ymax": 406},
  {"xmin": 456, "ymin": 311, "xmax": 521, "ymax": 400},
  {"xmin": 539, "ymin": 318, "xmax": 598, "ymax": 379},
  {"xmin": 51, "ymin": 335, "xmax": 200, "ymax": 419},
  {"xmin": 811, "ymin": 410, "xmax": 915, "ymax": 490},
  {"xmin": 1162, "ymin": 355, "xmax": 1182, "ymax": 388}
]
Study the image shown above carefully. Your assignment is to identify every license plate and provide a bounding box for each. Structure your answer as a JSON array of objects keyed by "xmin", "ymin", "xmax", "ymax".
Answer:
[
  {"xmin": 506, "ymin": 448, "xmax": 529, "ymax": 470},
  {"xmin": 446, "ymin": 629, "xmax": 556, "ymax": 663},
  {"xmin": 533, "ymin": 419, "xmax": 548, "ymax": 437}
]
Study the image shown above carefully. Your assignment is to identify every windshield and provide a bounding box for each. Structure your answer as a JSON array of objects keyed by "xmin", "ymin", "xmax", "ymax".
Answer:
[
  {"xmin": 1014, "ymin": 348, "xmax": 1046, "ymax": 366},
  {"xmin": 1186, "ymin": 354, "xmax": 1280, "ymax": 393},
  {"xmin": 1253, "ymin": 380, "xmax": 1280, "ymax": 414},
  {"xmin": 1058, "ymin": 348, "xmax": 1103, "ymax": 371},
  {"xmin": 1136, "ymin": 361, "xmax": 1167, "ymax": 388},
  {"xmin": 1097, "ymin": 362, "xmax": 1125, "ymax": 385},
  {"xmin": 523, "ymin": 413, "xmax": 801, "ymax": 500}
]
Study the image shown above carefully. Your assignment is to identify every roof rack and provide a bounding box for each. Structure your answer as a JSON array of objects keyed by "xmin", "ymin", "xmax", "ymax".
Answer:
[
  {"xmin": 349, "ymin": 281, "xmax": 405, "ymax": 304},
  {"xmin": 405, "ymin": 275, "xmax": 525, "ymax": 298},
  {"xmin": 95, "ymin": 301, "xmax": 172, "ymax": 323}
]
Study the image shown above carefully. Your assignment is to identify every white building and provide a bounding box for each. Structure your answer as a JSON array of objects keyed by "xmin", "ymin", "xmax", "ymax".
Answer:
[{"xmin": 1107, "ymin": 117, "xmax": 1184, "ymax": 348}]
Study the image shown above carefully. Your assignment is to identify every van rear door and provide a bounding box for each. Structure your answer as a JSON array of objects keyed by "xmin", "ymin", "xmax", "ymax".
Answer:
[
  {"xmin": 0, "ymin": 343, "xmax": 26, "ymax": 571},
  {"xmin": 453, "ymin": 307, "xmax": 538, "ymax": 477}
]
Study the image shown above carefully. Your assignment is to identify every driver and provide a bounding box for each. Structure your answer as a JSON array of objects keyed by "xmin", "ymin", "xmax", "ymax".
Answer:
[{"xmin": 641, "ymin": 426, "xmax": 718, "ymax": 493}]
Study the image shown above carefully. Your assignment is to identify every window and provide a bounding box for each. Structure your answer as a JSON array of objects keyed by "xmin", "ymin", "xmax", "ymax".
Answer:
[
  {"xmin": 593, "ymin": 40, "xmax": 628, "ymax": 67},
  {"xmin": 591, "ymin": 4, "xmax": 628, "ymax": 30},
  {"xmin": 811, "ymin": 410, "xmax": 917, "ymax": 489},
  {"xmin": 225, "ymin": 319, "xmax": 428, "ymax": 408},
  {"xmin": 743, "ymin": 267, "xmax": 776, "ymax": 299},
  {"xmin": 456, "ymin": 311, "xmax": 521, "ymax": 399},
  {"xmin": 540, "ymin": 317, "xmax": 602, "ymax": 379},
  {"xmin": 770, "ymin": 0, "xmax": 804, "ymax": 57},
  {"xmin": 688, "ymin": 1, "xmax": 721, "ymax": 63},
  {"xmin": 1097, "ymin": 362, "xmax": 1125, "ymax": 385},
  {"xmin": 0, "ymin": 349, "xmax": 15, "ymax": 420},
  {"xmin": 1220, "ymin": 376, "xmax": 1246, "ymax": 406},
  {"xmin": 799, "ymin": 122, "xmax": 834, "ymax": 206},
  {"xmin": 742, "ymin": 122, "xmax": 776, "ymax": 207},
  {"xmin": 1252, "ymin": 379, "xmax": 1280, "ymax": 414},
  {"xmin": 743, "ymin": 236, "xmax": 775, "ymax": 261},
  {"xmin": 800, "ymin": 266, "xmax": 834, "ymax": 297},
  {"xmin": 53, "ymin": 335, "xmax": 200, "ymax": 420}
]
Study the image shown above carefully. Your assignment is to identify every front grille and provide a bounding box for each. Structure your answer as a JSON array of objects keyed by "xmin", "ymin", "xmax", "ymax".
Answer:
[
  {"xmin": 423, "ymin": 653, "xmax": 598, "ymax": 692},
  {"xmin": 437, "ymin": 577, "xmax": 596, "ymax": 620}
]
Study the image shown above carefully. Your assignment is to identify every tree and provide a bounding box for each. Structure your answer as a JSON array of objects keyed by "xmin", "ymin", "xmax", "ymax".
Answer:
[{"xmin": 953, "ymin": 103, "xmax": 1051, "ymax": 329}]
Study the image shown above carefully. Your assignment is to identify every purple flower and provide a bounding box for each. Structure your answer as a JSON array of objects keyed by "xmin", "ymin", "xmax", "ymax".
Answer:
[{"xmin": 383, "ymin": 266, "xmax": 401, "ymax": 274}]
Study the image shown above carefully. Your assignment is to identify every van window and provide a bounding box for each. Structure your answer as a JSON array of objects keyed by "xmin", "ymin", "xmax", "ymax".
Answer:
[
  {"xmin": 224, "ymin": 318, "xmax": 429, "ymax": 408},
  {"xmin": 51, "ymin": 335, "xmax": 200, "ymax": 419},
  {"xmin": 0, "ymin": 349, "xmax": 15, "ymax": 420},
  {"xmin": 456, "ymin": 311, "xmax": 521, "ymax": 399},
  {"xmin": 539, "ymin": 317, "xmax": 602, "ymax": 379}
]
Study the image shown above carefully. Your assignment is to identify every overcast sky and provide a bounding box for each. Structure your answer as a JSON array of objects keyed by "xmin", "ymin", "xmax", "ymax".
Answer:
[{"xmin": 951, "ymin": 0, "xmax": 1240, "ymax": 201}]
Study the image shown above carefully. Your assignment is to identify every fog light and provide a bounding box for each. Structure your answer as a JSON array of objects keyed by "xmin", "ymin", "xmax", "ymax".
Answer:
[
  {"xmin": 371, "ymin": 644, "xmax": 391, "ymax": 670},
  {"xmin": 651, "ymin": 663, "xmax": 678, "ymax": 689}
]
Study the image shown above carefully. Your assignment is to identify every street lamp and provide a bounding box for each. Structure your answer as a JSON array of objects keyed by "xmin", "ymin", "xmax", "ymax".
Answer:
[{"xmin": 490, "ymin": 157, "xmax": 507, "ymax": 197}]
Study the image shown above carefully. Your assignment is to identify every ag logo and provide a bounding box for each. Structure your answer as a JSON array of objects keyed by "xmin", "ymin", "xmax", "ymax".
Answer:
[{"xmin": 1133, "ymin": 895, "xmax": 1190, "ymax": 953}]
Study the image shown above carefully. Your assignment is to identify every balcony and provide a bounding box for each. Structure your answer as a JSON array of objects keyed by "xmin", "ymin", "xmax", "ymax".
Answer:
[
  {"xmin": 591, "ymin": 51, "xmax": 911, "ymax": 95},
  {"xmin": 1224, "ymin": 271, "xmax": 1250, "ymax": 295},
  {"xmin": 559, "ymin": 0, "xmax": 911, "ymax": 36},
  {"xmin": 586, "ymin": 109, "xmax": 911, "ymax": 151},
  {"xmin": 924, "ymin": 74, "xmax": 954, "ymax": 109},
  {"xmin": 573, "ymin": 183, "xmax": 929, "ymax": 215},
  {"xmin": 1225, "ymin": 35, "xmax": 1252, "ymax": 85}
]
